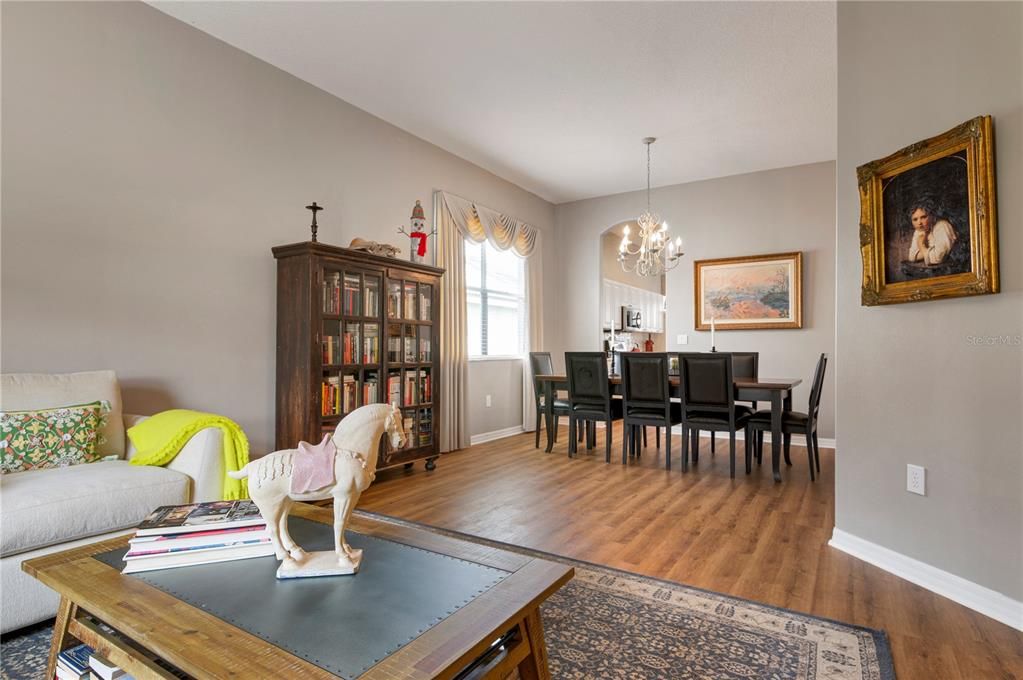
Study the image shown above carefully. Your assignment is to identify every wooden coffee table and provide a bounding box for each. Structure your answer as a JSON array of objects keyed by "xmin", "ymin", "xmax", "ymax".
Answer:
[{"xmin": 23, "ymin": 504, "xmax": 573, "ymax": 680}]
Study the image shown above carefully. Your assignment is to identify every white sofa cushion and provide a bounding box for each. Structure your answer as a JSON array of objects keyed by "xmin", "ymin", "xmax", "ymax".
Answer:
[
  {"xmin": 0, "ymin": 460, "xmax": 189, "ymax": 557},
  {"xmin": 1, "ymin": 371, "xmax": 124, "ymax": 457}
]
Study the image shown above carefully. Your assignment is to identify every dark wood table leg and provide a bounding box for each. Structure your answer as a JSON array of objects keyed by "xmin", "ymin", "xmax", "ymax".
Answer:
[
  {"xmin": 543, "ymin": 381, "xmax": 555, "ymax": 453},
  {"xmin": 770, "ymin": 391, "xmax": 783, "ymax": 483}
]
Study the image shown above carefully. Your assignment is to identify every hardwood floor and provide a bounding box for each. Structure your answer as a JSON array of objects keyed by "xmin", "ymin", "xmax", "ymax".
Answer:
[{"xmin": 361, "ymin": 425, "xmax": 1023, "ymax": 679}]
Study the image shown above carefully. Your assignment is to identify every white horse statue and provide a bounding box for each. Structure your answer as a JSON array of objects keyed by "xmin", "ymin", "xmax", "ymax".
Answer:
[{"xmin": 228, "ymin": 403, "xmax": 407, "ymax": 578}]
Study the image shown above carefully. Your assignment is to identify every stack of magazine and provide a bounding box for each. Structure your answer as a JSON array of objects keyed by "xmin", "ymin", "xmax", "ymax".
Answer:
[{"xmin": 123, "ymin": 500, "xmax": 274, "ymax": 574}]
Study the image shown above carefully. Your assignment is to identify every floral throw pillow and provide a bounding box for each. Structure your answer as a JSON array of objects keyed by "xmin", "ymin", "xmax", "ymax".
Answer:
[{"xmin": 0, "ymin": 401, "xmax": 110, "ymax": 474}]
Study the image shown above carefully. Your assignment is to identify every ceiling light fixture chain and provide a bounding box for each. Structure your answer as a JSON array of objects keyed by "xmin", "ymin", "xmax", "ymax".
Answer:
[{"xmin": 618, "ymin": 137, "xmax": 684, "ymax": 278}]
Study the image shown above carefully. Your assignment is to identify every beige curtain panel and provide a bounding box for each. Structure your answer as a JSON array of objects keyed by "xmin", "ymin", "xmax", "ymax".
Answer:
[{"xmin": 434, "ymin": 191, "xmax": 544, "ymax": 451}]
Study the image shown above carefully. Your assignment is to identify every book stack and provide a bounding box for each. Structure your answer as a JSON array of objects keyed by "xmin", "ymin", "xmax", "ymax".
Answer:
[
  {"xmin": 56, "ymin": 644, "xmax": 92, "ymax": 680},
  {"xmin": 342, "ymin": 328, "xmax": 357, "ymax": 364},
  {"xmin": 89, "ymin": 654, "xmax": 131, "ymax": 680},
  {"xmin": 123, "ymin": 501, "xmax": 274, "ymax": 574},
  {"xmin": 387, "ymin": 336, "xmax": 401, "ymax": 363},
  {"xmin": 418, "ymin": 409, "xmax": 433, "ymax": 447},
  {"xmin": 362, "ymin": 324, "xmax": 379, "ymax": 363},
  {"xmin": 343, "ymin": 274, "xmax": 360, "ymax": 314},
  {"xmin": 363, "ymin": 375, "xmax": 378, "ymax": 405},
  {"xmin": 322, "ymin": 376, "xmax": 341, "ymax": 416},
  {"xmin": 322, "ymin": 272, "xmax": 341, "ymax": 314},
  {"xmin": 342, "ymin": 375, "xmax": 358, "ymax": 413},
  {"xmin": 403, "ymin": 372, "xmax": 416, "ymax": 406},
  {"xmin": 322, "ymin": 334, "xmax": 340, "ymax": 365},
  {"xmin": 364, "ymin": 285, "xmax": 378, "ymax": 316},
  {"xmin": 418, "ymin": 370, "xmax": 431, "ymax": 404},
  {"xmin": 387, "ymin": 371, "xmax": 401, "ymax": 405}
]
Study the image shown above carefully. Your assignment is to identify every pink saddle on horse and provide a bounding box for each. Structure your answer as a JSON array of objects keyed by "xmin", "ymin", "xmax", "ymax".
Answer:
[{"xmin": 291, "ymin": 434, "xmax": 337, "ymax": 494}]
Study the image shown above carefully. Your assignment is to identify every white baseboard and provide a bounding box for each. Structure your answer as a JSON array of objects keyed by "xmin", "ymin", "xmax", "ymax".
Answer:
[
  {"xmin": 668, "ymin": 426, "xmax": 835, "ymax": 449},
  {"xmin": 829, "ymin": 528, "xmax": 1023, "ymax": 631},
  {"xmin": 470, "ymin": 426, "xmax": 525, "ymax": 446}
]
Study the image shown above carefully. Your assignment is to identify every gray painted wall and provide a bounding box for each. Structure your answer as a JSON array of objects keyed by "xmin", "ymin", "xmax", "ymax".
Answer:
[
  {"xmin": 554, "ymin": 162, "xmax": 837, "ymax": 438},
  {"xmin": 468, "ymin": 359, "xmax": 525, "ymax": 437},
  {"xmin": 1, "ymin": 1, "xmax": 551, "ymax": 453},
  {"xmin": 836, "ymin": 2, "xmax": 1022, "ymax": 600}
]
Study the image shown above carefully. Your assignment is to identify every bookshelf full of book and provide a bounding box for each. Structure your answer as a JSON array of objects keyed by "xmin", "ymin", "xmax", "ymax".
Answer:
[{"xmin": 273, "ymin": 241, "xmax": 444, "ymax": 471}]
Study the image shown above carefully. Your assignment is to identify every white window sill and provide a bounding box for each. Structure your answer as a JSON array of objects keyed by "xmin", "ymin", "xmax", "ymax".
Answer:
[{"xmin": 469, "ymin": 355, "xmax": 524, "ymax": 363}]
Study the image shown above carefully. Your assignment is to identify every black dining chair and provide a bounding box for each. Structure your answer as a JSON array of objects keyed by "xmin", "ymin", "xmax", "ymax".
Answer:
[
  {"xmin": 696, "ymin": 351, "xmax": 758, "ymax": 456},
  {"xmin": 529, "ymin": 352, "xmax": 571, "ymax": 449},
  {"xmin": 678, "ymin": 353, "xmax": 753, "ymax": 477},
  {"xmin": 730, "ymin": 352, "xmax": 759, "ymax": 409},
  {"xmin": 621, "ymin": 353, "xmax": 682, "ymax": 468},
  {"xmin": 565, "ymin": 352, "xmax": 623, "ymax": 462},
  {"xmin": 749, "ymin": 353, "xmax": 827, "ymax": 481}
]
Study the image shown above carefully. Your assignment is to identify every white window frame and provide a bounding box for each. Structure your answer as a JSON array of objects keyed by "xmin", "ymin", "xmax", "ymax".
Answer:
[{"xmin": 466, "ymin": 240, "xmax": 526, "ymax": 361}]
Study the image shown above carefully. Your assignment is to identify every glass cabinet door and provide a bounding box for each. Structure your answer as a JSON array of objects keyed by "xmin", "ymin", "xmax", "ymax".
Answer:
[
  {"xmin": 343, "ymin": 274, "xmax": 361, "ymax": 316},
  {"xmin": 403, "ymin": 283, "xmax": 417, "ymax": 320},
  {"xmin": 419, "ymin": 284, "xmax": 432, "ymax": 321},
  {"xmin": 322, "ymin": 271, "xmax": 342, "ymax": 315},
  {"xmin": 343, "ymin": 322, "xmax": 360, "ymax": 365},
  {"xmin": 363, "ymin": 323, "xmax": 379, "ymax": 364},
  {"xmin": 364, "ymin": 274, "xmax": 381, "ymax": 317},
  {"xmin": 387, "ymin": 281, "xmax": 401, "ymax": 319},
  {"xmin": 418, "ymin": 326, "xmax": 432, "ymax": 363}
]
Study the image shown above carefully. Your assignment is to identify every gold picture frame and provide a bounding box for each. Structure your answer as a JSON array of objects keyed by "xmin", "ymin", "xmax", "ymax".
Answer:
[
  {"xmin": 857, "ymin": 115, "xmax": 999, "ymax": 306},
  {"xmin": 694, "ymin": 251, "xmax": 803, "ymax": 331}
]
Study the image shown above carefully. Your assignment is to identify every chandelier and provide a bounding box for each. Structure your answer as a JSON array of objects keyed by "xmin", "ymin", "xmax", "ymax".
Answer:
[{"xmin": 618, "ymin": 137, "xmax": 683, "ymax": 277}]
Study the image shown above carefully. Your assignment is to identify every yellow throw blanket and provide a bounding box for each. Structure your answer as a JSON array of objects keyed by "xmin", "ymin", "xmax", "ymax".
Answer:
[{"xmin": 128, "ymin": 409, "xmax": 249, "ymax": 499}]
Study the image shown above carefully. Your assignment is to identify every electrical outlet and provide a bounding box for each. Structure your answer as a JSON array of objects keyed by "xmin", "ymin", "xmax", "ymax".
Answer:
[
  {"xmin": 485, "ymin": 395, "xmax": 492, "ymax": 408},
  {"xmin": 677, "ymin": 334, "xmax": 688, "ymax": 345},
  {"xmin": 907, "ymin": 464, "xmax": 926, "ymax": 496}
]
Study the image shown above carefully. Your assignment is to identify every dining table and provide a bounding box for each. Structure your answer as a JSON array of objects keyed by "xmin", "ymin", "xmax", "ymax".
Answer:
[{"xmin": 535, "ymin": 373, "xmax": 802, "ymax": 483}]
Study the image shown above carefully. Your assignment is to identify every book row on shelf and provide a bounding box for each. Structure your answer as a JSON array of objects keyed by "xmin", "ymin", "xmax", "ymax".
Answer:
[
  {"xmin": 322, "ymin": 370, "xmax": 430, "ymax": 416},
  {"xmin": 386, "ymin": 283, "xmax": 433, "ymax": 321},
  {"xmin": 322, "ymin": 272, "xmax": 380, "ymax": 317},
  {"xmin": 321, "ymin": 375, "xmax": 382, "ymax": 416},
  {"xmin": 322, "ymin": 326, "xmax": 380, "ymax": 365},
  {"xmin": 386, "ymin": 335, "xmax": 431, "ymax": 364},
  {"xmin": 417, "ymin": 408, "xmax": 433, "ymax": 447}
]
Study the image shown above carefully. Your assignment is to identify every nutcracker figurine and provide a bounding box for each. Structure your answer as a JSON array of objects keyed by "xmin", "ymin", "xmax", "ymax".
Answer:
[{"xmin": 398, "ymin": 200, "xmax": 436, "ymax": 265}]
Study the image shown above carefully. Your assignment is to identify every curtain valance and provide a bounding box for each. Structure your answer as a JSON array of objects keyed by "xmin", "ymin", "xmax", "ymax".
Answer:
[{"xmin": 439, "ymin": 191, "xmax": 539, "ymax": 257}]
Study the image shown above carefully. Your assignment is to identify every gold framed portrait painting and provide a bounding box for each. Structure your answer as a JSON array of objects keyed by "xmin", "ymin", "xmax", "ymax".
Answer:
[
  {"xmin": 857, "ymin": 115, "xmax": 999, "ymax": 306},
  {"xmin": 694, "ymin": 252, "xmax": 803, "ymax": 331}
]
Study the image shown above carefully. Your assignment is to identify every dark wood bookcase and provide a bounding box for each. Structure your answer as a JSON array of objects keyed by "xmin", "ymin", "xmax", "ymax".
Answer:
[{"xmin": 272, "ymin": 241, "xmax": 444, "ymax": 470}]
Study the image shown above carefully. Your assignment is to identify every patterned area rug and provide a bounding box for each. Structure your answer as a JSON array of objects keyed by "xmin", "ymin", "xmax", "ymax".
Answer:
[
  {"xmin": 1, "ymin": 510, "xmax": 895, "ymax": 680},
  {"xmin": 358, "ymin": 511, "xmax": 895, "ymax": 680}
]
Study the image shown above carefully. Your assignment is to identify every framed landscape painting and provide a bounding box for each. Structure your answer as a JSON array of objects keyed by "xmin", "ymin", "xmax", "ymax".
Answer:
[
  {"xmin": 694, "ymin": 251, "xmax": 802, "ymax": 330},
  {"xmin": 857, "ymin": 115, "xmax": 999, "ymax": 306}
]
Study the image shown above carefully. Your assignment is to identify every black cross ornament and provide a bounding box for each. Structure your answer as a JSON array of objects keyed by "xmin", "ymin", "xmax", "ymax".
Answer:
[{"xmin": 305, "ymin": 202, "xmax": 323, "ymax": 242}]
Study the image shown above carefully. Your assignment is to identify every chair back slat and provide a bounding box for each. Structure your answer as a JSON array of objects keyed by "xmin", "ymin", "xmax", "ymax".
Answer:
[
  {"xmin": 565, "ymin": 352, "xmax": 610, "ymax": 409},
  {"xmin": 808, "ymin": 353, "xmax": 828, "ymax": 421},
  {"xmin": 529, "ymin": 352, "xmax": 554, "ymax": 399},
  {"xmin": 622, "ymin": 353, "xmax": 670, "ymax": 415},
  {"xmin": 730, "ymin": 352, "xmax": 759, "ymax": 381},
  {"xmin": 679, "ymin": 353, "xmax": 734, "ymax": 415}
]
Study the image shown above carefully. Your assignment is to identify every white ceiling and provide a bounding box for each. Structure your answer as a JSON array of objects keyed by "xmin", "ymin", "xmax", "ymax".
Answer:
[{"xmin": 151, "ymin": 1, "xmax": 836, "ymax": 204}]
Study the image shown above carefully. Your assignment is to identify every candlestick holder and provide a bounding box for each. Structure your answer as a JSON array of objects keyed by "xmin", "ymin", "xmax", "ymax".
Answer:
[{"xmin": 710, "ymin": 346, "xmax": 717, "ymax": 353}]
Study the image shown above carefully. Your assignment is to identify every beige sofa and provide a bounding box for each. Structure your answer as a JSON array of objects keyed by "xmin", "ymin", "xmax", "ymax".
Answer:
[{"xmin": 1, "ymin": 371, "xmax": 226, "ymax": 633}]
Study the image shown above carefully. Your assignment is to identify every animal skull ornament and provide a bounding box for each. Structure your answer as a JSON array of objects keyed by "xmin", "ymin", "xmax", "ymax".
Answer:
[{"xmin": 228, "ymin": 404, "xmax": 407, "ymax": 578}]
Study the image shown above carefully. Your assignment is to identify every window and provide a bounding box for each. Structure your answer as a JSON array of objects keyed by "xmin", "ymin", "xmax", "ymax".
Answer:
[{"xmin": 466, "ymin": 240, "xmax": 526, "ymax": 358}]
